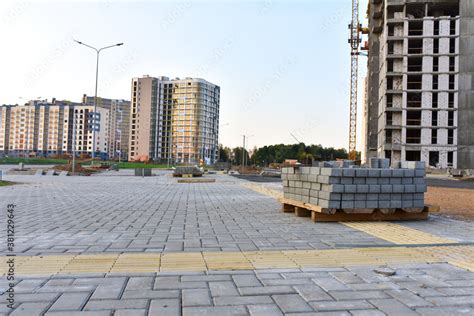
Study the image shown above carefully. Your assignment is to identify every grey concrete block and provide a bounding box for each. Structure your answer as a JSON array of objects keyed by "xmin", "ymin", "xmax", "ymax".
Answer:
[
  {"xmin": 401, "ymin": 161, "xmax": 425, "ymax": 169},
  {"xmin": 380, "ymin": 169, "xmax": 392, "ymax": 177},
  {"xmin": 319, "ymin": 192, "xmax": 342, "ymax": 201},
  {"xmin": 413, "ymin": 178, "xmax": 425, "ymax": 184},
  {"xmin": 317, "ymin": 175, "xmax": 341, "ymax": 184},
  {"xmin": 355, "ymin": 194, "xmax": 367, "ymax": 201},
  {"xmin": 341, "ymin": 201, "xmax": 355, "ymax": 209},
  {"xmin": 321, "ymin": 184, "xmax": 344, "ymax": 193},
  {"xmin": 342, "ymin": 160, "xmax": 355, "ymax": 168},
  {"xmin": 413, "ymin": 200, "xmax": 424, "ymax": 208},
  {"xmin": 402, "ymin": 178, "xmax": 413, "ymax": 185},
  {"xmin": 342, "ymin": 168, "xmax": 356, "ymax": 177},
  {"xmin": 321, "ymin": 168, "xmax": 343, "ymax": 177},
  {"xmin": 344, "ymin": 185, "xmax": 357, "ymax": 193},
  {"xmin": 381, "ymin": 185, "xmax": 392, "ymax": 193},
  {"xmin": 404, "ymin": 185, "xmax": 416, "ymax": 193},
  {"xmin": 311, "ymin": 182, "xmax": 322, "ymax": 190},
  {"xmin": 378, "ymin": 200, "xmax": 391, "ymax": 208},
  {"xmin": 392, "ymin": 169, "xmax": 404, "ymax": 177},
  {"xmin": 403, "ymin": 169, "xmax": 415, "ymax": 177},
  {"xmin": 357, "ymin": 185, "xmax": 369, "ymax": 193},
  {"xmin": 353, "ymin": 177, "xmax": 366, "ymax": 184},
  {"xmin": 368, "ymin": 169, "xmax": 380, "ymax": 177},
  {"xmin": 356, "ymin": 169, "xmax": 368, "ymax": 177},
  {"xmin": 377, "ymin": 178, "xmax": 390, "ymax": 185},
  {"xmin": 309, "ymin": 197, "xmax": 319, "ymax": 205},
  {"xmin": 341, "ymin": 193, "xmax": 355, "ymax": 201},
  {"xmin": 309, "ymin": 190, "xmax": 319, "ymax": 198},
  {"xmin": 307, "ymin": 174, "xmax": 318, "ymax": 182},
  {"xmin": 413, "ymin": 193, "xmax": 424, "ymax": 200},
  {"xmin": 341, "ymin": 177, "xmax": 353, "ymax": 185},
  {"xmin": 390, "ymin": 200, "xmax": 402, "ymax": 208},
  {"xmin": 367, "ymin": 193, "xmax": 379, "ymax": 201},
  {"xmin": 310, "ymin": 167, "xmax": 321, "ymax": 174},
  {"xmin": 402, "ymin": 193, "xmax": 414, "ymax": 201},
  {"xmin": 378, "ymin": 194, "xmax": 391, "ymax": 201},
  {"xmin": 318, "ymin": 199, "xmax": 341, "ymax": 209},
  {"xmin": 300, "ymin": 167, "xmax": 311, "ymax": 174},
  {"xmin": 391, "ymin": 194, "xmax": 402, "ymax": 201},
  {"xmin": 379, "ymin": 159, "xmax": 390, "ymax": 168},
  {"xmin": 354, "ymin": 201, "xmax": 367, "ymax": 208},
  {"xmin": 366, "ymin": 200, "xmax": 378, "ymax": 208},
  {"xmin": 415, "ymin": 169, "xmax": 426, "ymax": 177},
  {"xmin": 369, "ymin": 157, "xmax": 380, "ymax": 168},
  {"xmin": 389, "ymin": 178, "xmax": 402, "ymax": 185},
  {"xmin": 402, "ymin": 200, "xmax": 414, "ymax": 208},
  {"xmin": 416, "ymin": 184, "xmax": 427, "ymax": 192},
  {"xmin": 392, "ymin": 185, "xmax": 405, "ymax": 193},
  {"xmin": 366, "ymin": 178, "xmax": 379, "ymax": 185},
  {"xmin": 302, "ymin": 182, "xmax": 311, "ymax": 189},
  {"xmin": 369, "ymin": 185, "xmax": 381, "ymax": 193}
]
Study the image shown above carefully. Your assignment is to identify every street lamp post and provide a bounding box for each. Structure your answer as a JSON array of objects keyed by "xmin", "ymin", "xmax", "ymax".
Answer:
[{"xmin": 74, "ymin": 39, "xmax": 123, "ymax": 159}]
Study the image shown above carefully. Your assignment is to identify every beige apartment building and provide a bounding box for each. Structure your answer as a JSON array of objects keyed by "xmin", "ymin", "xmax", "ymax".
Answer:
[
  {"xmin": 363, "ymin": 0, "xmax": 474, "ymax": 169},
  {"xmin": 0, "ymin": 96, "xmax": 130, "ymax": 159},
  {"xmin": 129, "ymin": 76, "xmax": 220, "ymax": 164}
]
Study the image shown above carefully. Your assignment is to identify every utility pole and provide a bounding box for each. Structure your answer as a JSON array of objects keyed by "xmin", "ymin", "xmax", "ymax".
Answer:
[
  {"xmin": 72, "ymin": 111, "xmax": 76, "ymax": 174},
  {"xmin": 73, "ymin": 39, "xmax": 123, "ymax": 160},
  {"xmin": 241, "ymin": 135, "xmax": 245, "ymax": 173}
]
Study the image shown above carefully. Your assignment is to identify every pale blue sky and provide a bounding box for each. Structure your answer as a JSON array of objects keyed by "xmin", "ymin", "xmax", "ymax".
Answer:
[{"xmin": 0, "ymin": 0, "xmax": 368, "ymax": 149}]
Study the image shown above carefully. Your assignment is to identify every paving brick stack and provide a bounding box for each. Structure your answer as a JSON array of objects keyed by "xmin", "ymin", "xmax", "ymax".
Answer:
[{"xmin": 281, "ymin": 159, "xmax": 426, "ymax": 210}]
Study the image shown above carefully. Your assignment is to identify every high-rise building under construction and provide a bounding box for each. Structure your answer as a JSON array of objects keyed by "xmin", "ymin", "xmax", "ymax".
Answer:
[
  {"xmin": 129, "ymin": 76, "xmax": 220, "ymax": 164},
  {"xmin": 363, "ymin": 0, "xmax": 473, "ymax": 169}
]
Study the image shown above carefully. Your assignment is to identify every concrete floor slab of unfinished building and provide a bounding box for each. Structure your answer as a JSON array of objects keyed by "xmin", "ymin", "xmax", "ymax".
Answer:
[{"xmin": 0, "ymin": 172, "xmax": 473, "ymax": 315}]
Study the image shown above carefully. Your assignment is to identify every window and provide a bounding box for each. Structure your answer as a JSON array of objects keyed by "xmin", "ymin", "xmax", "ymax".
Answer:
[
  {"xmin": 431, "ymin": 129, "xmax": 438, "ymax": 144},
  {"xmin": 429, "ymin": 151, "xmax": 439, "ymax": 167},
  {"xmin": 448, "ymin": 111, "xmax": 454, "ymax": 126},
  {"xmin": 448, "ymin": 151, "xmax": 453, "ymax": 166},
  {"xmin": 432, "ymin": 111, "xmax": 438, "ymax": 127},
  {"xmin": 433, "ymin": 57, "xmax": 439, "ymax": 72},
  {"xmin": 434, "ymin": 38, "xmax": 439, "ymax": 54},
  {"xmin": 449, "ymin": 93, "xmax": 455, "ymax": 108},
  {"xmin": 448, "ymin": 129, "xmax": 454, "ymax": 144},
  {"xmin": 432, "ymin": 93, "xmax": 438, "ymax": 108},
  {"xmin": 432, "ymin": 75, "xmax": 438, "ymax": 90}
]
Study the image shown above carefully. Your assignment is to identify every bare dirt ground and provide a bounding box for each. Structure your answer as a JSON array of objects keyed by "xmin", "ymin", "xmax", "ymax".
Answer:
[{"xmin": 426, "ymin": 186, "xmax": 474, "ymax": 220}]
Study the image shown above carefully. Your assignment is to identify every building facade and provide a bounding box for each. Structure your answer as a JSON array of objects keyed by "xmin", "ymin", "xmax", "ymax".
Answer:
[
  {"xmin": 363, "ymin": 0, "xmax": 474, "ymax": 169},
  {"xmin": 129, "ymin": 76, "xmax": 220, "ymax": 165},
  {"xmin": 82, "ymin": 95, "xmax": 131, "ymax": 160},
  {"xmin": 0, "ymin": 96, "xmax": 130, "ymax": 159}
]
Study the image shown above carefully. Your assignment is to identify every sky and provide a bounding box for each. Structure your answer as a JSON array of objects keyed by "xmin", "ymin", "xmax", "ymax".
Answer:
[{"xmin": 0, "ymin": 0, "xmax": 368, "ymax": 150}]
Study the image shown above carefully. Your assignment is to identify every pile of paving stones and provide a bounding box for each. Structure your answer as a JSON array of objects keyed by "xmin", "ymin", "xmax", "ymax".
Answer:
[{"xmin": 281, "ymin": 159, "xmax": 427, "ymax": 210}]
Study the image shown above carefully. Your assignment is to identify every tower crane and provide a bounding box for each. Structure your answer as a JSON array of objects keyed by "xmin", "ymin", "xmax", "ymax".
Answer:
[{"xmin": 348, "ymin": 0, "xmax": 368, "ymax": 160}]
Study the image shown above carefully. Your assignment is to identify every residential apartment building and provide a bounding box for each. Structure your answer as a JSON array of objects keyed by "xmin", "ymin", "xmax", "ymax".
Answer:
[
  {"xmin": 82, "ymin": 95, "xmax": 131, "ymax": 160},
  {"xmin": 129, "ymin": 76, "xmax": 220, "ymax": 164},
  {"xmin": 0, "ymin": 96, "xmax": 130, "ymax": 159},
  {"xmin": 363, "ymin": 0, "xmax": 474, "ymax": 169}
]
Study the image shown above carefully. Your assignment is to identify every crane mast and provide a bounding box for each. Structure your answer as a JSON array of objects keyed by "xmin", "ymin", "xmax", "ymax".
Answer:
[
  {"xmin": 348, "ymin": 0, "xmax": 368, "ymax": 161},
  {"xmin": 348, "ymin": 0, "xmax": 360, "ymax": 161}
]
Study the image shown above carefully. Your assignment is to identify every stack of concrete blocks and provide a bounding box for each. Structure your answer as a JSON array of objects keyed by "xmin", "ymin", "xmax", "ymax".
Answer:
[{"xmin": 282, "ymin": 159, "xmax": 427, "ymax": 211}]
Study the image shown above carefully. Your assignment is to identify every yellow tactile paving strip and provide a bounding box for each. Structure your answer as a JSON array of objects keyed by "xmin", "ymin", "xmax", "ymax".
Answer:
[
  {"xmin": 1, "ymin": 245, "xmax": 473, "ymax": 276},
  {"xmin": 342, "ymin": 222, "xmax": 458, "ymax": 245}
]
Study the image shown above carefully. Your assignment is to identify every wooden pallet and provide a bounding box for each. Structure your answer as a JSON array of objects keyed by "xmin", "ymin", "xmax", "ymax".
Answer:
[{"xmin": 279, "ymin": 198, "xmax": 436, "ymax": 222}]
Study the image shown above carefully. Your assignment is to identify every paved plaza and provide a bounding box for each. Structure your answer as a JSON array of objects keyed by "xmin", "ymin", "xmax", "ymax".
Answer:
[{"xmin": 0, "ymin": 171, "xmax": 473, "ymax": 315}]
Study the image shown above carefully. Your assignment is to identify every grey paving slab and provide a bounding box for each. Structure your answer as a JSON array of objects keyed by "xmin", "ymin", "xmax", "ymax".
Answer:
[
  {"xmin": 0, "ymin": 173, "xmax": 390, "ymax": 255},
  {"xmin": 0, "ymin": 264, "xmax": 473, "ymax": 315}
]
